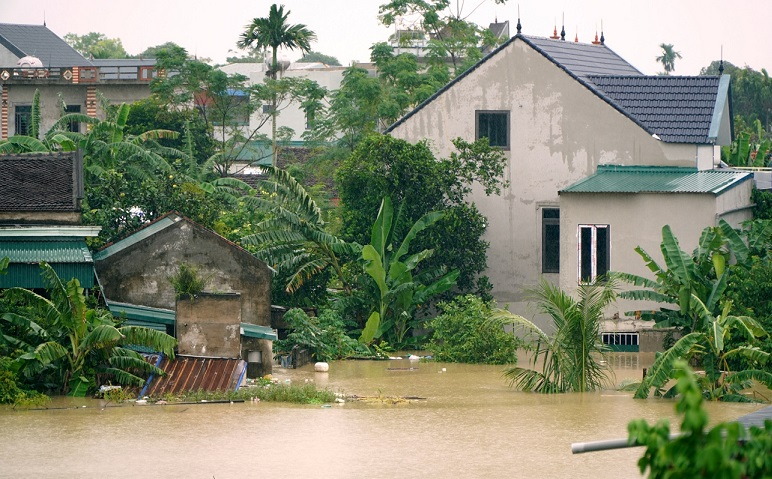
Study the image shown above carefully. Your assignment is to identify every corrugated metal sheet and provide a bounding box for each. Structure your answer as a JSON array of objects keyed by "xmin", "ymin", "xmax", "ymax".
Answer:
[
  {"xmin": 106, "ymin": 300, "xmax": 176, "ymax": 326},
  {"xmin": 142, "ymin": 355, "xmax": 246, "ymax": 397},
  {"xmin": 240, "ymin": 323, "xmax": 278, "ymax": 340},
  {"xmin": 561, "ymin": 166, "xmax": 752, "ymax": 195},
  {"xmin": 0, "ymin": 238, "xmax": 94, "ymax": 288}
]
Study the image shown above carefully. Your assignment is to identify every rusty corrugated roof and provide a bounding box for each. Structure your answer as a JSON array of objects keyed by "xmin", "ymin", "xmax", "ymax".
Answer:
[{"xmin": 142, "ymin": 355, "xmax": 246, "ymax": 397}]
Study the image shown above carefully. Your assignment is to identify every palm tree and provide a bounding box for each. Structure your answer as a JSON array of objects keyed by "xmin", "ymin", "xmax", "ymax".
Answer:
[
  {"xmin": 238, "ymin": 4, "xmax": 316, "ymax": 166},
  {"xmin": 491, "ymin": 279, "xmax": 617, "ymax": 393},
  {"xmin": 656, "ymin": 43, "xmax": 682, "ymax": 75},
  {"xmin": 240, "ymin": 166, "xmax": 359, "ymax": 295}
]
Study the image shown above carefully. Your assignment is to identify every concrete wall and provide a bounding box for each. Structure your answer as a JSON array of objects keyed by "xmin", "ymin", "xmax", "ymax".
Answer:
[
  {"xmin": 176, "ymin": 293, "xmax": 242, "ymax": 357},
  {"xmin": 2, "ymin": 82, "xmax": 152, "ymax": 137}
]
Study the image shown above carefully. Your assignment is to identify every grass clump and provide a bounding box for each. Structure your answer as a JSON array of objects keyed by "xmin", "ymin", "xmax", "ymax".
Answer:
[{"xmin": 157, "ymin": 380, "xmax": 336, "ymax": 405}]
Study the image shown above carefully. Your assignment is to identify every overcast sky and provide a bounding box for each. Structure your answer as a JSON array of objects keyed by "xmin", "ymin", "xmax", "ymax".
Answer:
[{"xmin": 2, "ymin": 0, "xmax": 771, "ymax": 75}]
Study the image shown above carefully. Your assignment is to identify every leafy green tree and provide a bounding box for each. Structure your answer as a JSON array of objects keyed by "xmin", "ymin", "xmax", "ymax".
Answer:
[
  {"xmin": 64, "ymin": 32, "xmax": 129, "ymax": 59},
  {"xmin": 378, "ymin": 0, "xmax": 509, "ymax": 75},
  {"xmin": 139, "ymin": 42, "xmax": 183, "ymax": 59},
  {"xmin": 634, "ymin": 299, "xmax": 770, "ymax": 400},
  {"xmin": 1, "ymin": 263, "xmax": 177, "ymax": 396},
  {"xmin": 336, "ymin": 134, "xmax": 507, "ymax": 300},
  {"xmin": 359, "ymin": 197, "xmax": 459, "ymax": 345},
  {"xmin": 629, "ymin": 360, "xmax": 772, "ymax": 478},
  {"xmin": 656, "ymin": 43, "xmax": 682, "ymax": 74},
  {"xmin": 298, "ymin": 51, "xmax": 341, "ymax": 66},
  {"xmin": 427, "ymin": 294, "xmax": 520, "ymax": 364},
  {"xmin": 238, "ymin": 3, "xmax": 317, "ymax": 166},
  {"xmin": 492, "ymin": 279, "xmax": 616, "ymax": 393},
  {"xmin": 273, "ymin": 308, "xmax": 368, "ymax": 361}
]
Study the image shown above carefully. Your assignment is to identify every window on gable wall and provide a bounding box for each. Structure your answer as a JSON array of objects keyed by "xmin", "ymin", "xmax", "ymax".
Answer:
[
  {"xmin": 476, "ymin": 110, "xmax": 509, "ymax": 149},
  {"xmin": 578, "ymin": 224, "xmax": 609, "ymax": 283},
  {"xmin": 542, "ymin": 208, "xmax": 560, "ymax": 273}
]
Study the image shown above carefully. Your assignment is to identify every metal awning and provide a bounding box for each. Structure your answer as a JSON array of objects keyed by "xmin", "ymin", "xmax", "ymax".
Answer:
[
  {"xmin": 106, "ymin": 300, "xmax": 176, "ymax": 329},
  {"xmin": 0, "ymin": 237, "xmax": 95, "ymax": 288},
  {"xmin": 240, "ymin": 323, "xmax": 278, "ymax": 340}
]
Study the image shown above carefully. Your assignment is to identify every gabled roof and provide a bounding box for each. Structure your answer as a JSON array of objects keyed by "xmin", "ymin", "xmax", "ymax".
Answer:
[
  {"xmin": 386, "ymin": 34, "xmax": 647, "ymax": 134},
  {"xmin": 587, "ymin": 75, "xmax": 728, "ymax": 144},
  {"xmin": 560, "ymin": 165, "xmax": 753, "ymax": 195},
  {"xmin": 0, "ymin": 23, "xmax": 92, "ymax": 68},
  {"xmin": 386, "ymin": 34, "xmax": 728, "ymax": 146},
  {"xmin": 524, "ymin": 36, "xmax": 642, "ymax": 78},
  {"xmin": 0, "ymin": 152, "xmax": 84, "ymax": 212}
]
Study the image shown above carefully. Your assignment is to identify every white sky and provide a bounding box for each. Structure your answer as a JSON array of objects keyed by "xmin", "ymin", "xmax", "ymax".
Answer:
[{"xmin": 2, "ymin": 0, "xmax": 771, "ymax": 75}]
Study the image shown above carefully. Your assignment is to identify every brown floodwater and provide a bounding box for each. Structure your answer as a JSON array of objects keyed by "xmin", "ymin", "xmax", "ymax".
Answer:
[{"xmin": 0, "ymin": 353, "xmax": 765, "ymax": 479}]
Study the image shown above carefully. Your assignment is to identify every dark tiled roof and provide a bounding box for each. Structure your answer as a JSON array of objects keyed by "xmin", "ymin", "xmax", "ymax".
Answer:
[
  {"xmin": 525, "ymin": 36, "xmax": 642, "ymax": 78},
  {"xmin": 588, "ymin": 75, "xmax": 722, "ymax": 144},
  {"xmin": 0, "ymin": 152, "xmax": 83, "ymax": 211},
  {"xmin": 0, "ymin": 23, "xmax": 92, "ymax": 68}
]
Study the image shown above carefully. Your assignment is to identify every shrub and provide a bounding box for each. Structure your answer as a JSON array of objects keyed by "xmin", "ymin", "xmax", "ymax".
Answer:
[
  {"xmin": 274, "ymin": 308, "xmax": 370, "ymax": 362},
  {"xmin": 169, "ymin": 263, "xmax": 208, "ymax": 298},
  {"xmin": 427, "ymin": 295, "xmax": 521, "ymax": 364}
]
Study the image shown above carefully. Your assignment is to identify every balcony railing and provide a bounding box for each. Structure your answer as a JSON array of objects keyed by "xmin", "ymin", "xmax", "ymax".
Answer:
[{"xmin": 0, "ymin": 66, "xmax": 157, "ymax": 83}]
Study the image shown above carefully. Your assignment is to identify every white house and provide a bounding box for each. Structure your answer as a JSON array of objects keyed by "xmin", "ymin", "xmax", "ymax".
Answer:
[{"xmin": 386, "ymin": 30, "xmax": 750, "ymax": 337}]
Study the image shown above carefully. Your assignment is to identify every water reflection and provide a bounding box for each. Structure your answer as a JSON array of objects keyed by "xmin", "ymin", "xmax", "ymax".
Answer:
[{"xmin": 0, "ymin": 353, "xmax": 764, "ymax": 479}]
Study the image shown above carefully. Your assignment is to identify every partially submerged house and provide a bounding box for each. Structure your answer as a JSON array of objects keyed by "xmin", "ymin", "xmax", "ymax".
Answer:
[
  {"xmin": 386, "ymin": 28, "xmax": 752, "ymax": 341},
  {"xmin": 93, "ymin": 212, "xmax": 276, "ymax": 377}
]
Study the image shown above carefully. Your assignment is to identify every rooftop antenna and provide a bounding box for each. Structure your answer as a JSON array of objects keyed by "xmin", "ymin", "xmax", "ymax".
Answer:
[
  {"xmin": 560, "ymin": 13, "xmax": 566, "ymax": 41},
  {"xmin": 719, "ymin": 45, "xmax": 724, "ymax": 74},
  {"xmin": 516, "ymin": 4, "xmax": 522, "ymax": 34}
]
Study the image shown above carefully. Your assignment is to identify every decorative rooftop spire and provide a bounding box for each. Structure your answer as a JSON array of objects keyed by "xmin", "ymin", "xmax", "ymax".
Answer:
[
  {"xmin": 560, "ymin": 13, "xmax": 565, "ymax": 41},
  {"xmin": 575, "ymin": 28, "xmax": 579, "ymax": 43},
  {"xmin": 600, "ymin": 20, "xmax": 605, "ymax": 45},
  {"xmin": 516, "ymin": 4, "xmax": 522, "ymax": 34},
  {"xmin": 550, "ymin": 20, "xmax": 559, "ymax": 40},
  {"xmin": 592, "ymin": 30, "xmax": 601, "ymax": 45},
  {"xmin": 719, "ymin": 45, "xmax": 724, "ymax": 74}
]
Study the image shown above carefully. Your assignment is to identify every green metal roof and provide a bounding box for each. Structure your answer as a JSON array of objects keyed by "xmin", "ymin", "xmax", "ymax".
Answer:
[
  {"xmin": 0, "ymin": 238, "xmax": 94, "ymax": 288},
  {"xmin": 560, "ymin": 166, "xmax": 752, "ymax": 195},
  {"xmin": 93, "ymin": 215, "xmax": 182, "ymax": 261},
  {"xmin": 240, "ymin": 323, "xmax": 278, "ymax": 340},
  {"xmin": 105, "ymin": 300, "xmax": 176, "ymax": 325}
]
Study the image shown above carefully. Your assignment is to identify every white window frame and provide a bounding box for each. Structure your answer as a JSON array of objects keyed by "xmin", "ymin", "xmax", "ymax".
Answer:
[{"xmin": 577, "ymin": 224, "xmax": 609, "ymax": 283}]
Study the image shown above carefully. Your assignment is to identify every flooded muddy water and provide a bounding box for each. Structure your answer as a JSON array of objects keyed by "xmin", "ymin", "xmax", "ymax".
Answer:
[{"xmin": 0, "ymin": 353, "xmax": 764, "ymax": 478}]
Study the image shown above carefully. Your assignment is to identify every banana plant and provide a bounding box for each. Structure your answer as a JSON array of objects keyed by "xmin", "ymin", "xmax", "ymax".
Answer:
[
  {"xmin": 616, "ymin": 220, "xmax": 748, "ymax": 332},
  {"xmin": 634, "ymin": 298, "xmax": 770, "ymax": 400},
  {"xmin": 2, "ymin": 263, "xmax": 177, "ymax": 396},
  {"xmin": 359, "ymin": 197, "xmax": 459, "ymax": 345}
]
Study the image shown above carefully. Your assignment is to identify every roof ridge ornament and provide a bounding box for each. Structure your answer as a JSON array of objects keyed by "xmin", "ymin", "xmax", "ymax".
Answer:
[
  {"xmin": 516, "ymin": 4, "xmax": 522, "ymax": 34},
  {"xmin": 560, "ymin": 13, "xmax": 566, "ymax": 41}
]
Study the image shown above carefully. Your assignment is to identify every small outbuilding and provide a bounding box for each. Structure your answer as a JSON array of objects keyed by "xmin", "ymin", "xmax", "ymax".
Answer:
[{"xmin": 94, "ymin": 212, "xmax": 276, "ymax": 377}]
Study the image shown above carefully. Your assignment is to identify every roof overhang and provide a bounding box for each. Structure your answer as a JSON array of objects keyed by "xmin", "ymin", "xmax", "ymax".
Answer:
[
  {"xmin": 0, "ymin": 225, "xmax": 101, "ymax": 237},
  {"xmin": 708, "ymin": 74, "xmax": 732, "ymax": 145}
]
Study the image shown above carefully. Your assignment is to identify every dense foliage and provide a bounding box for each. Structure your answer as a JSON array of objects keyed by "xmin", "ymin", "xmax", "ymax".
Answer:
[
  {"xmin": 629, "ymin": 361, "xmax": 772, "ymax": 478},
  {"xmin": 427, "ymin": 295, "xmax": 520, "ymax": 364},
  {"xmin": 272, "ymin": 308, "xmax": 368, "ymax": 362}
]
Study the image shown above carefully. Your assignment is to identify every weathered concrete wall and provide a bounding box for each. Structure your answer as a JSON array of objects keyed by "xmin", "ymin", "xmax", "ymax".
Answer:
[
  {"xmin": 0, "ymin": 211, "xmax": 81, "ymax": 225},
  {"xmin": 3, "ymin": 82, "xmax": 151, "ymax": 136},
  {"xmin": 176, "ymin": 293, "xmax": 242, "ymax": 357}
]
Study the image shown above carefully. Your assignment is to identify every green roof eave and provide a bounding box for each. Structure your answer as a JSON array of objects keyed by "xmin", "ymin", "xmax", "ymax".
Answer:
[
  {"xmin": 106, "ymin": 300, "xmax": 176, "ymax": 325},
  {"xmin": 240, "ymin": 322, "xmax": 278, "ymax": 340},
  {"xmin": 560, "ymin": 165, "xmax": 753, "ymax": 195},
  {"xmin": 93, "ymin": 215, "xmax": 181, "ymax": 261}
]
